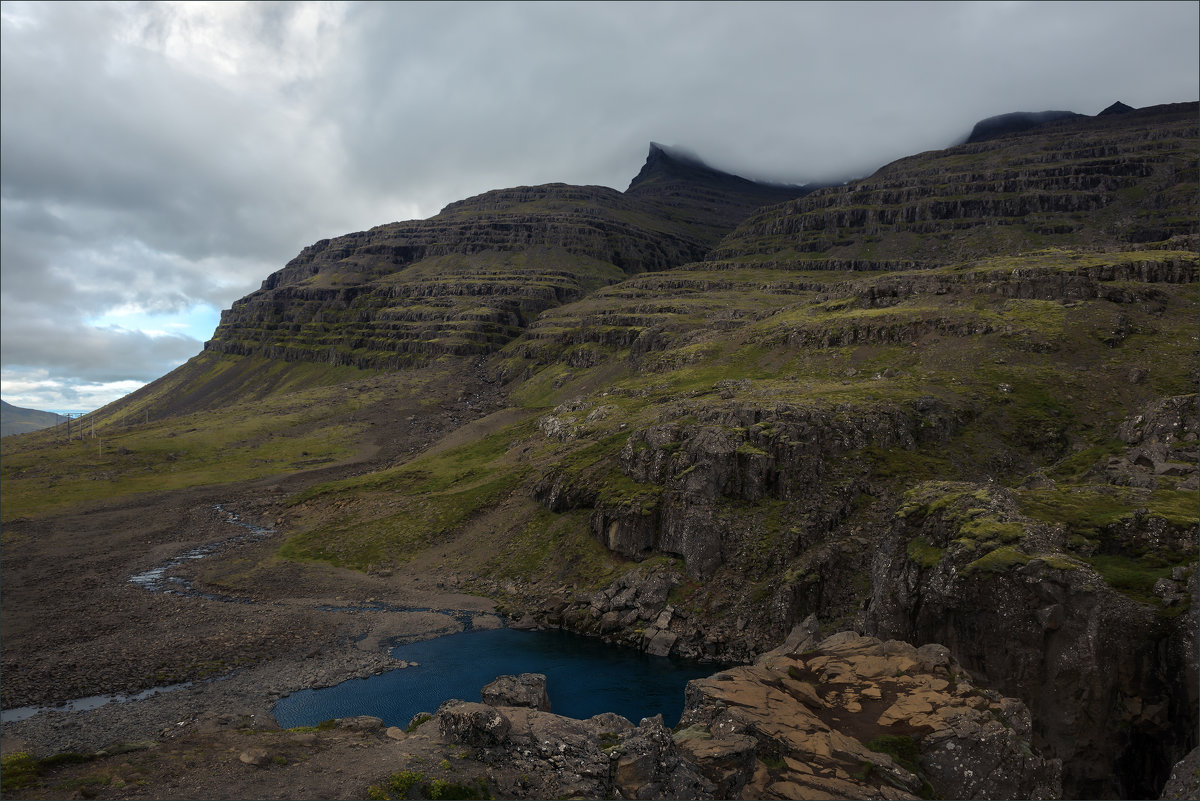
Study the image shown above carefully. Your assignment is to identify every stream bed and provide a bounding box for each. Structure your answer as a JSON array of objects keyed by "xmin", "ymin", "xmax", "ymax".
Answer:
[
  {"xmin": 6, "ymin": 504, "xmax": 719, "ymax": 731},
  {"xmin": 0, "ymin": 682, "xmax": 194, "ymax": 724}
]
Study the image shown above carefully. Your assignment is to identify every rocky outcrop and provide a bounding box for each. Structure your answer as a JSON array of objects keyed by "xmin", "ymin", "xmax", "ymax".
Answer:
[
  {"xmin": 537, "ymin": 396, "xmax": 964, "ymax": 580},
  {"xmin": 676, "ymin": 628, "xmax": 1061, "ymax": 800},
  {"xmin": 419, "ymin": 650, "xmax": 1059, "ymax": 801},
  {"xmin": 1159, "ymin": 746, "xmax": 1200, "ymax": 800},
  {"xmin": 1102, "ymin": 394, "xmax": 1200, "ymax": 489},
  {"xmin": 432, "ymin": 696, "xmax": 713, "ymax": 799},
  {"xmin": 481, "ymin": 673, "xmax": 550, "ymax": 711},
  {"xmin": 437, "ymin": 701, "xmax": 513, "ymax": 747},
  {"xmin": 867, "ymin": 479, "xmax": 1198, "ymax": 799}
]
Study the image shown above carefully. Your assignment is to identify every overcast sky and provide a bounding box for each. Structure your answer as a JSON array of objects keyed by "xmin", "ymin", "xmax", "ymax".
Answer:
[{"xmin": 2, "ymin": 1, "xmax": 1197, "ymax": 412}]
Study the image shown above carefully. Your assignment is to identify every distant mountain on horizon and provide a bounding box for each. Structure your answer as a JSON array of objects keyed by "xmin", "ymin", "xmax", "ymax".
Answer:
[{"xmin": 1, "ymin": 399, "xmax": 63, "ymax": 438}]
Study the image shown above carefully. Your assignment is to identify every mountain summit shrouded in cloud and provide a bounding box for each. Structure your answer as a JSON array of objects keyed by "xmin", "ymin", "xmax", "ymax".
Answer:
[{"xmin": 2, "ymin": 1, "xmax": 1197, "ymax": 411}]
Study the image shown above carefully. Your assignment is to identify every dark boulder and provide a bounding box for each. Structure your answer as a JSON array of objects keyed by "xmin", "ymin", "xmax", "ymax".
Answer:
[{"xmin": 480, "ymin": 672, "xmax": 550, "ymax": 711}]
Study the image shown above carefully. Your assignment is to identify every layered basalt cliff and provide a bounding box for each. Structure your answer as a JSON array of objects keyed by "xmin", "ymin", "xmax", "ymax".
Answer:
[
  {"xmin": 465, "ymin": 105, "xmax": 1197, "ymax": 799},
  {"xmin": 535, "ymin": 395, "xmax": 964, "ymax": 582},
  {"xmin": 205, "ymin": 151, "xmax": 809, "ymax": 371},
  {"xmin": 207, "ymin": 246, "xmax": 624, "ymax": 369},
  {"xmin": 713, "ymin": 103, "xmax": 1198, "ymax": 266}
]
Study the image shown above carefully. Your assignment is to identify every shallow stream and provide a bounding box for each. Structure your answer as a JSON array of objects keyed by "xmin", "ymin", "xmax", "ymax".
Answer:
[{"xmin": 0, "ymin": 683, "xmax": 195, "ymax": 724}]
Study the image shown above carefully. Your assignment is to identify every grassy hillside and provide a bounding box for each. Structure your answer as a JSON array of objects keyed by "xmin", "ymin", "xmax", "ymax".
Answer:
[{"xmin": 5, "ymin": 107, "xmax": 1195, "ymax": 593}]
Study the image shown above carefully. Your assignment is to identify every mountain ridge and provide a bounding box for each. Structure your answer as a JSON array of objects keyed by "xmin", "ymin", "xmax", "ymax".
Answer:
[
  {"xmin": 964, "ymin": 108, "xmax": 1081, "ymax": 143},
  {"xmin": 185, "ymin": 144, "xmax": 813, "ymax": 398},
  {"xmin": 0, "ymin": 399, "xmax": 62, "ymax": 438}
]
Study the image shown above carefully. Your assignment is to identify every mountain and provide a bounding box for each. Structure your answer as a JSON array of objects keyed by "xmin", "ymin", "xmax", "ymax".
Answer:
[
  {"xmin": 625, "ymin": 142, "xmax": 809, "ymax": 232},
  {"xmin": 2, "ymin": 103, "xmax": 1196, "ymax": 800},
  {"xmin": 964, "ymin": 108, "xmax": 1081, "ymax": 142},
  {"xmin": 0, "ymin": 399, "xmax": 62, "ymax": 438},
  {"xmin": 963, "ymin": 100, "xmax": 1157, "ymax": 143},
  {"xmin": 160, "ymin": 147, "xmax": 813, "ymax": 419},
  {"xmin": 1097, "ymin": 100, "xmax": 1136, "ymax": 116}
]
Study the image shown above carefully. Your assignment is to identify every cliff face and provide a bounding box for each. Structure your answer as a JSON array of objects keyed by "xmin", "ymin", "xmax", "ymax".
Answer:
[{"xmin": 866, "ymin": 421, "xmax": 1198, "ymax": 798}]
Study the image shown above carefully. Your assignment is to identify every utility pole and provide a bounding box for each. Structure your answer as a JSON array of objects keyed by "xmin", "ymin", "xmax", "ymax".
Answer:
[{"xmin": 61, "ymin": 412, "xmax": 84, "ymax": 441}]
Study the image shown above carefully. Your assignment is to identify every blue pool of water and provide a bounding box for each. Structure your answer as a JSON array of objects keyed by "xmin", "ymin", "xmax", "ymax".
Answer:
[{"xmin": 271, "ymin": 627, "xmax": 720, "ymax": 729}]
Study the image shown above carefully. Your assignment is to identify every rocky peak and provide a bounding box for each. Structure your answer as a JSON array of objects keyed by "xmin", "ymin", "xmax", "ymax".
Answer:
[
  {"xmin": 1098, "ymin": 100, "xmax": 1136, "ymax": 116},
  {"xmin": 626, "ymin": 142, "xmax": 810, "ymax": 245},
  {"xmin": 627, "ymin": 141, "xmax": 800, "ymax": 197},
  {"xmin": 628, "ymin": 142, "xmax": 731, "ymax": 189}
]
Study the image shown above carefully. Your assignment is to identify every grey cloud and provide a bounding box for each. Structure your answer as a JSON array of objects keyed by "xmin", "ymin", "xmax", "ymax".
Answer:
[
  {"xmin": 2, "ymin": 3, "xmax": 372, "ymax": 265},
  {"xmin": 0, "ymin": 199, "xmax": 261, "ymax": 317},
  {"xmin": 314, "ymin": 1, "xmax": 1199, "ymax": 206},
  {"xmin": 1, "ymin": 306, "xmax": 200, "ymax": 384}
]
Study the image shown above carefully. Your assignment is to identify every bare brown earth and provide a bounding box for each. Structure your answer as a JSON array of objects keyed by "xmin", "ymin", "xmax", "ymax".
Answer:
[
  {"xmin": 0, "ymin": 475, "xmax": 531, "ymax": 801},
  {"xmin": 0, "ymin": 373, "xmax": 524, "ymax": 799}
]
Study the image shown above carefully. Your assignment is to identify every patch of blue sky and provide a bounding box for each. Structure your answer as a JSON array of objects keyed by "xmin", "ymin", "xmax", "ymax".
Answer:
[{"xmin": 85, "ymin": 303, "xmax": 221, "ymax": 343}]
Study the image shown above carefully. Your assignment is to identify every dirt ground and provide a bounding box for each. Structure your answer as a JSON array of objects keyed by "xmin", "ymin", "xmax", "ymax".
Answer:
[
  {"xmin": 0, "ymin": 371, "xmax": 533, "ymax": 798},
  {"xmin": 0, "ymin": 467, "xmax": 513, "ymax": 798}
]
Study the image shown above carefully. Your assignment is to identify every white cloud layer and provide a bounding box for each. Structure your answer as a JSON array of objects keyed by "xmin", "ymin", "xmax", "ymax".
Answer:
[
  {"xmin": 1, "ymin": 367, "xmax": 148, "ymax": 414},
  {"xmin": 3, "ymin": 0, "xmax": 1198, "ymax": 411}
]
